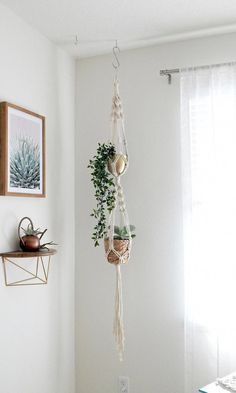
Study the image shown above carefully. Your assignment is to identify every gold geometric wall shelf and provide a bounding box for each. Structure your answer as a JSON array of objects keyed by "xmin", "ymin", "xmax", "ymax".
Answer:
[{"xmin": 0, "ymin": 249, "xmax": 56, "ymax": 286}]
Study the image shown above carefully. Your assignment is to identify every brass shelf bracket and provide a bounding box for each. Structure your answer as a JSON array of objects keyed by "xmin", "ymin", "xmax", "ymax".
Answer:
[{"xmin": 0, "ymin": 249, "xmax": 56, "ymax": 286}]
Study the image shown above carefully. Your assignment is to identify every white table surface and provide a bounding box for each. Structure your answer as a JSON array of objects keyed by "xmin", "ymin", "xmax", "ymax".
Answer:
[
  {"xmin": 199, "ymin": 382, "xmax": 228, "ymax": 392},
  {"xmin": 200, "ymin": 373, "xmax": 236, "ymax": 392}
]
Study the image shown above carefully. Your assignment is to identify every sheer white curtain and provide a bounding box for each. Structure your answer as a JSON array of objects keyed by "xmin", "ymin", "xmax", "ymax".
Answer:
[{"xmin": 181, "ymin": 63, "xmax": 236, "ymax": 392}]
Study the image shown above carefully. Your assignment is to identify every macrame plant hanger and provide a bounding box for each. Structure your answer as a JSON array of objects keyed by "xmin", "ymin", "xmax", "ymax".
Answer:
[{"xmin": 105, "ymin": 41, "xmax": 132, "ymax": 361}]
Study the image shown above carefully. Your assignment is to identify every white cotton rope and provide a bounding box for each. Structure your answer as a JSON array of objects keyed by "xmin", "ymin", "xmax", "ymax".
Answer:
[
  {"xmin": 113, "ymin": 264, "xmax": 125, "ymax": 361},
  {"xmin": 111, "ymin": 78, "xmax": 123, "ymax": 121},
  {"xmin": 105, "ymin": 78, "xmax": 132, "ymax": 361}
]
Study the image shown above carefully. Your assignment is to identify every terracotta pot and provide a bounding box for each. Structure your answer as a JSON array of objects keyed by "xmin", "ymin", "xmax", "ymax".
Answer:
[
  {"xmin": 104, "ymin": 239, "xmax": 130, "ymax": 264},
  {"xmin": 20, "ymin": 235, "xmax": 40, "ymax": 252}
]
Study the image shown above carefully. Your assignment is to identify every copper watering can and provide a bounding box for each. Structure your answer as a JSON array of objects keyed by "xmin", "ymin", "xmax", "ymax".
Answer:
[{"xmin": 18, "ymin": 217, "xmax": 47, "ymax": 252}]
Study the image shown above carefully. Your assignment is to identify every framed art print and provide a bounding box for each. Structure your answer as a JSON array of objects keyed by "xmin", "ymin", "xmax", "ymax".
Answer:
[{"xmin": 0, "ymin": 102, "xmax": 45, "ymax": 197}]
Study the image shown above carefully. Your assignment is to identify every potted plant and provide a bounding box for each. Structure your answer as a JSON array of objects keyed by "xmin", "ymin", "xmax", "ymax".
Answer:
[
  {"xmin": 18, "ymin": 216, "xmax": 57, "ymax": 252},
  {"xmin": 19, "ymin": 220, "xmax": 42, "ymax": 251},
  {"xmin": 104, "ymin": 225, "xmax": 136, "ymax": 264},
  {"xmin": 88, "ymin": 143, "xmax": 136, "ymax": 263}
]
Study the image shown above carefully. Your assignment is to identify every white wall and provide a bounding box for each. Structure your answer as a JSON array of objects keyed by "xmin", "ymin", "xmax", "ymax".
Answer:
[
  {"xmin": 75, "ymin": 32, "xmax": 236, "ymax": 393},
  {"xmin": 0, "ymin": 4, "xmax": 75, "ymax": 393}
]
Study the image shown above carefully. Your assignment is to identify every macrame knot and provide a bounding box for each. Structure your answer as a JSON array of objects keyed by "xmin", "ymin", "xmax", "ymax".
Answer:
[{"xmin": 111, "ymin": 94, "xmax": 123, "ymax": 120}]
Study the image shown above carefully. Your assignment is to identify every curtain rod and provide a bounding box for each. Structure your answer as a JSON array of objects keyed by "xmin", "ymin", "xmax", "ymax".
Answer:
[
  {"xmin": 160, "ymin": 61, "xmax": 236, "ymax": 84},
  {"xmin": 160, "ymin": 68, "xmax": 180, "ymax": 84}
]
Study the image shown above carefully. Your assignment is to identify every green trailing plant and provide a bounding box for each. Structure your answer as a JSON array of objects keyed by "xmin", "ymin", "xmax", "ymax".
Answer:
[
  {"xmin": 10, "ymin": 137, "xmax": 40, "ymax": 190},
  {"xmin": 113, "ymin": 225, "xmax": 136, "ymax": 240},
  {"xmin": 88, "ymin": 142, "xmax": 116, "ymax": 246}
]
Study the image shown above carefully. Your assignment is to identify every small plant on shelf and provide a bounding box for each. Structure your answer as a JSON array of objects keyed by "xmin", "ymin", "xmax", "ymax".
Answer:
[
  {"xmin": 19, "ymin": 217, "xmax": 57, "ymax": 252},
  {"xmin": 21, "ymin": 223, "xmax": 42, "ymax": 237},
  {"xmin": 88, "ymin": 142, "xmax": 116, "ymax": 246}
]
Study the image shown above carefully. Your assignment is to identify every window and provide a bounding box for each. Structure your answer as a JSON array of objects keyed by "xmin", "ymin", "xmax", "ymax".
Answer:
[{"xmin": 181, "ymin": 63, "xmax": 236, "ymax": 391}]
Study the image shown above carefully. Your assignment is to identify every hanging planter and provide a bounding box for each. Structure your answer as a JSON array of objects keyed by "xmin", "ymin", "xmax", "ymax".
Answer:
[
  {"xmin": 104, "ymin": 225, "xmax": 135, "ymax": 264},
  {"xmin": 107, "ymin": 154, "xmax": 127, "ymax": 177},
  {"xmin": 88, "ymin": 42, "xmax": 135, "ymax": 361},
  {"xmin": 104, "ymin": 238, "xmax": 130, "ymax": 264}
]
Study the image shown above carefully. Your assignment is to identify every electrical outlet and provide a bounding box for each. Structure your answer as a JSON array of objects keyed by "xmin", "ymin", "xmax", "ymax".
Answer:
[{"xmin": 118, "ymin": 376, "xmax": 129, "ymax": 393}]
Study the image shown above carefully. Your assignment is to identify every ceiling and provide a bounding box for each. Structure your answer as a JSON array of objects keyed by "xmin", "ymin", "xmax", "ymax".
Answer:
[{"xmin": 1, "ymin": 0, "xmax": 236, "ymax": 58}]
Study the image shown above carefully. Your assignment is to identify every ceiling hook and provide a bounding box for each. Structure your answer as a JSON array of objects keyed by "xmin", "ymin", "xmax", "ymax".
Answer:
[{"xmin": 112, "ymin": 40, "xmax": 120, "ymax": 70}]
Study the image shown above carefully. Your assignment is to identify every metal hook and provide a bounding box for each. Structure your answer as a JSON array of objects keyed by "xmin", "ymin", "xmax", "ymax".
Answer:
[
  {"xmin": 167, "ymin": 73, "xmax": 172, "ymax": 84},
  {"xmin": 112, "ymin": 40, "xmax": 120, "ymax": 70},
  {"xmin": 74, "ymin": 35, "xmax": 79, "ymax": 46}
]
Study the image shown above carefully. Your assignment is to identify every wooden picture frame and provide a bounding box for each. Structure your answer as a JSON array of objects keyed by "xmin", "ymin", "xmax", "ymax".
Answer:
[{"xmin": 0, "ymin": 102, "xmax": 45, "ymax": 197}]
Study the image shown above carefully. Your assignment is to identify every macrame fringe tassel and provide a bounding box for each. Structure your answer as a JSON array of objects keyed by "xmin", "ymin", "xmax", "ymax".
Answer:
[{"xmin": 113, "ymin": 264, "xmax": 124, "ymax": 361}]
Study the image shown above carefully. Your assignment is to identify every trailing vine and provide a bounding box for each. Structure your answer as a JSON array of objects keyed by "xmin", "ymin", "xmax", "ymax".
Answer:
[{"xmin": 88, "ymin": 142, "xmax": 116, "ymax": 246}]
